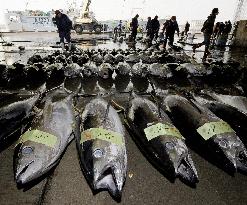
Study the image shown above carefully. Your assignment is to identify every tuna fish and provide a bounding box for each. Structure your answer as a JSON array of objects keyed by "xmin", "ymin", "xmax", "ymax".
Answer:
[
  {"xmin": 46, "ymin": 64, "xmax": 65, "ymax": 90},
  {"xmin": 139, "ymin": 52, "xmax": 151, "ymax": 64},
  {"xmin": 83, "ymin": 62, "xmax": 99, "ymax": 77},
  {"xmin": 207, "ymin": 62, "xmax": 242, "ymax": 84},
  {"xmin": 92, "ymin": 53, "xmax": 104, "ymax": 65},
  {"xmin": 14, "ymin": 87, "xmax": 75, "ymax": 186},
  {"xmin": 126, "ymin": 95, "xmax": 198, "ymax": 184},
  {"xmin": 202, "ymin": 91, "xmax": 247, "ymax": 115},
  {"xmin": 149, "ymin": 53, "xmax": 159, "ymax": 64},
  {"xmin": 27, "ymin": 55, "xmax": 43, "ymax": 65},
  {"xmin": 104, "ymin": 53, "xmax": 115, "ymax": 64},
  {"xmin": 126, "ymin": 53, "xmax": 140, "ymax": 63},
  {"xmin": 115, "ymin": 62, "xmax": 131, "ymax": 75},
  {"xmin": 7, "ymin": 63, "xmax": 27, "ymax": 88},
  {"xmin": 64, "ymin": 63, "xmax": 83, "ymax": 78},
  {"xmin": 148, "ymin": 63, "xmax": 173, "ymax": 78},
  {"xmin": 131, "ymin": 62, "xmax": 149, "ymax": 77},
  {"xmin": 25, "ymin": 64, "xmax": 47, "ymax": 85},
  {"xmin": 99, "ymin": 63, "xmax": 114, "ymax": 79},
  {"xmin": 114, "ymin": 75, "xmax": 130, "ymax": 92},
  {"xmin": 175, "ymin": 63, "xmax": 210, "ymax": 78},
  {"xmin": 163, "ymin": 95, "xmax": 247, "ymax": 174},
  {"xmin": 55, "ymin": 54, "xmax": 67, "ymax": 64},
  {"xmin": 45, "ymin": 63, "xmax": 64, "ymax": 78},
  {"xmin": 75, "ymin": 98, "xmax": 127, "ymax": 200},
  {"xmin": 114, "ymin": 54, "xmax": 125, "ymax": 64},
  {"xmin": 78, "ymin": 54, "xmax": 90, "ymax": 65},
  {"xmin": 131, "ymin": 76, "xmax": 149, "ymax": 93},
  {"xmin": 194, "ymin": 93, "xmax": 247, "ymax": 147},
  {"xmin": 0, "ymin": 84, "xmax": 46, "ymax": 147}
]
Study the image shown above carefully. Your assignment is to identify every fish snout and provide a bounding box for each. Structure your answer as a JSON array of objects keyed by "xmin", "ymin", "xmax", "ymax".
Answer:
[
  {"xmin": 84, "ymin": 69, "xmax": 92, "ymax": 77},
  {"xmin": 217, "ymin": 135, "xmax": 247, "ymax": 172},
  {"xmin": 176, "ymin": 153, "xmax": 199, "ymax": 184},
  {"xmin": 15, "ymin": 160, "xmax": 35, "ymax": 186},
  {"xmin": 102, "ymin": 72, "xmax": 109, "ymax": 79},
  {"xmin": 234, "ymin": 148, "xmax": 247, "ymax": 173},
  {"xmin": 93, "ymin": 162, "xmax": 125, "ymax": 199}
]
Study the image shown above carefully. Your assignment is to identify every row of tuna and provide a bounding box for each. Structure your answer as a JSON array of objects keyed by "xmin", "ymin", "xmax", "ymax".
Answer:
[
  {"xmin": 1, "ymin": 83, "xmax": 247, "ymax": 201},
  {"xmin": 0, "ymin": 48, "xmax": 243, "ymax": 89}
]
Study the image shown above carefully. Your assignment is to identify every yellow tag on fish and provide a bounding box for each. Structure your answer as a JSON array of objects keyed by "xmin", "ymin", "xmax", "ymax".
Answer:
[
  {"xmin": 197, "ymin": 121, "xmax": 235, "ymax": 140},
  {"xmin": 144, "ymin": 122, "xmax": 184, "ymax": 141},
  {"xmin": 81, "ymin": 128, "xmax": 124, "ymax": 146},
  {"xmin": 18, "ymin": 130, "xmax": 57, "ymax": 148}
]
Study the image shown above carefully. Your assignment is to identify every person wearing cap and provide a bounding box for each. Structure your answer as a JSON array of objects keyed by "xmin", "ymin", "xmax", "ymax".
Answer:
[
  {"xmin": 162, "ymin": 16, "xmax": 179, "ymax": 49},
  {"xmin": 130, "ymin": 14, "xmax": 139, "ymax": 42},
  {"xmin": 192, "ymin": 8, "xmax": 219, "ymax": 61},
  {"xmin": 54, "ymin": 10, "xmax": 73, "ymax": 51}
]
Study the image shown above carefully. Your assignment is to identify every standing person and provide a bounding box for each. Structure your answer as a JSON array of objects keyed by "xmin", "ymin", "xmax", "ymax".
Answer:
[
  {"xmin": 192, "ymin": 8, "xmax": 219, "ymax": 61},
  {"xmin": 224, "ymin": 20, "xmax": 232, "ymax": 36},
  {"xmin": 216, "ymin": 21, "xmax": 232, "ymax": 47},
  {"xmin": 113, "ymin": 26, "xmax": 118, "ymax": 40},
  {"xmin": 213, "ymin": 22, "xmax": 220, "ymax": 38},
  {"xmin": 184, "ymin": 21, "xmax": 190, "ymax": 36},
  {"xmin": 162, "ymin": 16, "xmax": 179, "ymax": 50},
  {"xmin": 118, "ymin": 20, "xmax": 123, "ymax": 37},
  {"xmin": 131, "ymin": 14, "xmax": 139, "ymax": 42},
  {"xmin": 54, "ymin": 10, "xmax": 73, "ymax": 51},
  {"xmin": 150, "ymin": 15, "xmax": 160, "ymax": 41},
  {"xmin": 146, "ymin": 17, "xmax": 152, "ymax": 38}
]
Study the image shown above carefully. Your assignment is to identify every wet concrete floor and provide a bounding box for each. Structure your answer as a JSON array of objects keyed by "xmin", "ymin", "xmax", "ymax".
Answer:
[{"xmin": 0, "ymin": 32, "xmax": 247, "ymax": 205}]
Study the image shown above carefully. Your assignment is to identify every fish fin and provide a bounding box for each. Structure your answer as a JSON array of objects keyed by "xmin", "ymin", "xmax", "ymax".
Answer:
[
  {"xmin": 68, "ymin": 132, "xmax": 75, "ymax": 143},
  {"xmin": 111, "ymin": 100, "xmax": 125, "ymax": 112}
]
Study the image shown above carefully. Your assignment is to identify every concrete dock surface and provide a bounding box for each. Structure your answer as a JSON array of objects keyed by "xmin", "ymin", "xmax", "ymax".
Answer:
[{"xmin": 1, "ymin": 131, "xmax": 247, "ymax": 205}]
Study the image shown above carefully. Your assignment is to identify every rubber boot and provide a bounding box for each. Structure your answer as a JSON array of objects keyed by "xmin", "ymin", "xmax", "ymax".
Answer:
[
  {"xmin": 61, "ymin": 42, "xmax": 65, "ymax": 51},
  {"xmin": 68, "ymin": 42, "xmax": 72, "ymax": 51},
  {"xmin": 202, "ymin": 48, "xmax": 209, "ymax": 63}
]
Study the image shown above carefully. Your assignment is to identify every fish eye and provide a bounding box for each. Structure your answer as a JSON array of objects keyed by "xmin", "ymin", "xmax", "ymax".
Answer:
[
  {"xmin": 22, "ymin": 146, "xmax": 33, "ymax": 154},
  {"xmin": 93, "ymin": 149, "xmax": 104, "ymax": 159},
  {"xmin": 165, "ymin": 142, "xmax": 175, "ymax": 150},
  {"xmin": 219, "ymin": 139, "xmax": 228, "ymax": 148}
]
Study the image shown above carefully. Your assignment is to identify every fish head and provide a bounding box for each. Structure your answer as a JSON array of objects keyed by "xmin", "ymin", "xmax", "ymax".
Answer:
[
  {"xmin": 91, "ymin": 142, "xmax": 126, "ymax": 199},
  {"xmin": 14, "ymin": 142, "xmax": 54, "ymax": 185},
  {"xmin": 164, "ymin": 137, "xmax": 198, "ymax": 184},
  {"xmin": 99, "ymin": 64, "xmax": 113, "ymax": 79},
  {"xmin": 83, "ymin": 65, "xmax": 93, "ymax": 77},
  {"xmin": 213, "ymin": 133, "xmax": 247, "ymax": 173}
]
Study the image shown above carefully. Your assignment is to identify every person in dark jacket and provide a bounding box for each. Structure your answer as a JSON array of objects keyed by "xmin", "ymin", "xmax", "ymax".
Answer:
[
  {"xmin": 192, "ymin": 8, "xmax": 219, "ymax": 61},
  {"xmin": 213, "ymin": 22, "xmax": 220, "ymax": 38},
  {"xmin": 184, "ymin": 21, "xmax": 190, "ymax": 36},
  {"xmin": 162, "ymin": 16, "xmax": 179, "ymax": 49},
  {"xmin": 118, "ymin": 20, "xmax": 123, "ymax": 37},
  {"xmin": 54, "ymin": 10, "xmax": 73, "ymax": 51},
  {"xmin": 146, "ymin": 17, "xmax": 152, "ymax": 38},
  {"xmin": 150, "ymin": 15, "xmax": 160, "ymax": 41},
  {"xmin": 223, "ymin": 21, "xmax": 232, "ymax": 35},
  {"xmin": 131, "ymin": 14, "xmax": 139, "ymax": 42}
]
